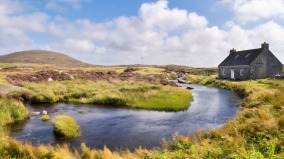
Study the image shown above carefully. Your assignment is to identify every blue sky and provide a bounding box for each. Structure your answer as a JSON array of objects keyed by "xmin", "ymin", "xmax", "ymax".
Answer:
[{"xmin": 1, "ymin": 0, "xmax": 284, "ymax": 67}]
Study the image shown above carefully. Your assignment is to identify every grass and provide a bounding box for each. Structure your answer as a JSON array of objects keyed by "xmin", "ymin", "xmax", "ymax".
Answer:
[
  {"xmin": 0, "ymin": 98, "xmax": 29, "ymax": 138},
  {"xmin": 53, "ymin": 115, "xmax": 81, "ymax": 138},
  {"xmin": 0, "ymin": 98, "xmax": 29, "ymax": 126},
  {"xmin": 2, "ymin": 72, "xmax": 284, "ymax": 158},
  {"xmin": 13, "ymin": 79, "xmax": 192, "ymax": 111},
  {"xmin": 134, "ymin": 67, "xmax": 165, "ymax": 75},
  {"xmin": 41, "ymin": 114, "xmax": 50, "ymax": 121}
]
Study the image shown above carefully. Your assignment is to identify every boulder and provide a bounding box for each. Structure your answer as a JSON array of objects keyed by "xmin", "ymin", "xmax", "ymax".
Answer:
[
  {"xmin": 42, "ymin": 110, "xmax": 48, "ymax": 115},
  {"xmin": 177, "ymin": 78, "xmax": 190, "ymax": 84},
  {"xmin": 186, "ymin": 86, "xmax": 194, "ymax": 90}
]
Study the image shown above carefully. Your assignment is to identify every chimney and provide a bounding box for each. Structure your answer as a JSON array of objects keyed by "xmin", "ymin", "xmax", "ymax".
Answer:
[
  {"xmin": 261, "ymin": 42, "xmax": 269, "ymax": 50},
  {"xmin": 230, "ymin": 48, "xmax": 236, "ymax": 54}
]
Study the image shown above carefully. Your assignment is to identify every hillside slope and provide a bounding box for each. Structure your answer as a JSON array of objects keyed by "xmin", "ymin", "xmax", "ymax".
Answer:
[{"xmin": 0, "ymin": 50, "xmax": 91, "ymax": 67}]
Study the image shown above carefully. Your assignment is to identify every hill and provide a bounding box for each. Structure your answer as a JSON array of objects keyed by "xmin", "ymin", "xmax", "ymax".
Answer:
[{"xmin": 0, "ymin": 50, "xmax": 92, "ymax": 67}]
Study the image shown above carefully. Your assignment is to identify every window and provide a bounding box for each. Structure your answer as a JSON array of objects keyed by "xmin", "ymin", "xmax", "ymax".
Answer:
[{"xmin": 240, "ymin": 69, "xmax": 243, "ymax": 76}]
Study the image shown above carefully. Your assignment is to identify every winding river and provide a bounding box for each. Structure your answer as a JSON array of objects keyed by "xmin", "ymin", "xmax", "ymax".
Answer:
[{"xmin": 11, "ymin": 82, "xmax": 241, "ymax": 150}]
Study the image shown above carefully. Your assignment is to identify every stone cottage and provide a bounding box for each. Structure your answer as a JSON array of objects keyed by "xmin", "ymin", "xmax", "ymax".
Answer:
[{"xmin": 218, "ymin": 42, "xmax": 282, "ymax": 80}]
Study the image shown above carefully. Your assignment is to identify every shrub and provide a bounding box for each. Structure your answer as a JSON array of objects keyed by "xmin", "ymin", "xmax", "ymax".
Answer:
[{"xmin": 53, "ymin": 115, "xmax": 81, "ymax": 138}]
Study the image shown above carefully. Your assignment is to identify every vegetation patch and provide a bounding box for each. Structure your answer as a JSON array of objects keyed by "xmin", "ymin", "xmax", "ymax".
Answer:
[
  {"xmin": 16, "ymin": 79, "xmax": 192, "ymax": 111},
  {"xmin": 41, "ymin": 114, "xmax": 50, "ymax": 121},
  {"xmin": 0, "ymin": 99, "xmax": 29, "ymax": 125},
  {"xmin": 53, "ymin": 115, "xmax": 81, "ymax": 138}
]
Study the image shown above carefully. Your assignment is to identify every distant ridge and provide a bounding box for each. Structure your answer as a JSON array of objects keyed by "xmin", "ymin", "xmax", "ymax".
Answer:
[{"xmin": 0, "ymin": 50, "xmax": 92, "ymax": 67}]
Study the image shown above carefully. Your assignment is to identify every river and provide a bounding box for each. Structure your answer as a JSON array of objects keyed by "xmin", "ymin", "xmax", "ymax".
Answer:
[{"xmin": 11, "ymin": 82, "xmax": 241, "ymax": 150}]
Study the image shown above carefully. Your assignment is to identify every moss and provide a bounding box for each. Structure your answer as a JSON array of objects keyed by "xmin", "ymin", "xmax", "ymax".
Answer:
[{"xmin": 53, "ymin": 115, "xmax": 81, "ymax": 138}]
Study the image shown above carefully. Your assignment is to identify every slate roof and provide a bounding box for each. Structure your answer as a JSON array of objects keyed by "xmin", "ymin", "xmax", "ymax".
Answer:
[{"xmin": 219, "ymin": 48, "xmax": 263, "ymax": 66}]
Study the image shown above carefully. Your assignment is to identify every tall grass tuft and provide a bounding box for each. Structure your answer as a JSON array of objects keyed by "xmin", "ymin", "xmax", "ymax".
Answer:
[
  {"xmin": 0, "ymin": 98, "xmax": 29, "ymax": 125},
  {"xmin": 53, "ymin": 115, "xmax": 81, "ymax": 138}
]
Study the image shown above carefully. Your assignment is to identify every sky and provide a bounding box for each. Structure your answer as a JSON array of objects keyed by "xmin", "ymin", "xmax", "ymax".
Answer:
[{"xmin": 1, "ymin": 0, "xmax": 284, "ymax": 67}]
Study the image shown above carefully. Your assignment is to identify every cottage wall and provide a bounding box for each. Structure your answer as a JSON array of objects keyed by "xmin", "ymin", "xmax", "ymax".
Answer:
[
  {"xmin": 218, "ymin": 65, "xmax": 250, "ymax": 80},
  {"xmin": 250, "ymin": 51, "xmax": 268, "ymax": 79},
  {"xmin": 250, "ymin": 50, "xmax": 282, "ymax": 79},
  {"xmin": 266, "ymin": 51, "xmax": 282, "ymax": 76}
]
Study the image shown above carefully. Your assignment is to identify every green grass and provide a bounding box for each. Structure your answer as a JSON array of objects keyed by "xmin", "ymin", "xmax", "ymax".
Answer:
[
  {"xmin": 16, "ymin": 79, "xmax": 192, "ymax": 111},
  {"xmin": 53, "ymin": 115, "xmax": 81, "ymax": 138},
  {"xmin": 41, "ymin": 114, "xmax": 50, "ymax": 121},
  {"xmin": 133, "ymin": 67, "xmax": 165, "ymax": 75},
  {"xmin": 0, "ymin": 98, "xmax": 29, "ymax": 138},
  {"xmin": 2, "ymin": 74, "xmax": 284, "ymax": 158},
  {"xmin": 0, "ymin": 99, "xmax": 29, "ymax": 126}
]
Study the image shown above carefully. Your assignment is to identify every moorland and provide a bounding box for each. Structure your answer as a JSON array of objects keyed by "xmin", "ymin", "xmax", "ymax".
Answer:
[{"xmin": 0, "ymin": 50, "xmax": 284, "ymax": 158}]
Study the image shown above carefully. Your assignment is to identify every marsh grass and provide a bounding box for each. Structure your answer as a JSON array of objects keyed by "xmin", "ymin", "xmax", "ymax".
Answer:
[
  {"xmin": 53, "ymin": 115, "xmax": 81, "ymax": 138},
  {"xmin": 2, "ymin": 74, "xmax": 284, "ymax": 158},
  {"xmin": 0, "ymin": 99, "xmax": 29, "ymax": 125},
  {"xmin": 133, "ymin": 67, "xmax": 165, "ymax": 75},
  {"xmin": 41, "ymin": 114, "xmax": 50, "ymax": 121},
  {"xmin": 17, "ymin": 79, "xmax": 192, "ymax": 111}
]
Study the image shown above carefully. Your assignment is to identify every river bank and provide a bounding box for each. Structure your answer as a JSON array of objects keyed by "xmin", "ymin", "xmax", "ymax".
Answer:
[{"xmin": 10, "ymin": 83, "xmax": 240, "ymax": 150}]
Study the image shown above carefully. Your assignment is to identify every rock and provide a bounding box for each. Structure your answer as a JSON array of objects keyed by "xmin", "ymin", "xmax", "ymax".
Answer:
[
  {"xmin": 42, "ymin": 110, "xmax": 48, "ymax": 115},
  {"xmin": 177, "ymin": 78, "xmax": 190, "ymax": 84},
  {"xmin": 31, "ymin": 112, "xmax": 41, "ymax": 116},
  {"xmin": 176, "ymin": 83, "xmax": 183, "ymax": 87},
  {"xmin": 48, "ymin": 77, "xmax": 53, "ymax": 82},
  {"xmin": 186, "ymin": 86, "xmax": 194, "ymax": 90}
]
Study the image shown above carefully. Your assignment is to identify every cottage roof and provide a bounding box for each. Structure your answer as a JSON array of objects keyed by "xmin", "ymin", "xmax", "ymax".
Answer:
[{"xmin": 219, "ymin": 48, "xmax": 263, "ymax": 66}]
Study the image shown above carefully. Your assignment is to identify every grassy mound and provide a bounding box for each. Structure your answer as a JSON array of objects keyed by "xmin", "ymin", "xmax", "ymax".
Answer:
[
  {"xmin": 41, "ymin": 114, "xmax": 50, "ymax": 121},
  {"xmin": 53, "ymin": 115, "xmax": 81, "ymax": 138}
]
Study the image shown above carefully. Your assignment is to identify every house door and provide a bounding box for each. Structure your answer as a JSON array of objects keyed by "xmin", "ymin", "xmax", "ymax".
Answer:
[{"xmin": 231, "ymin": 69, "xmax": 235, "ymax": 79}]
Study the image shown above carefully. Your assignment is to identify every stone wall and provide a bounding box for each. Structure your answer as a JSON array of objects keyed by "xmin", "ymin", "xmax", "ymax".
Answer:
[
  {"xmin": 266, "ymin": 50, "xmax": 282, "ymax": 76},
  {"xmin": 250, "ymin": 50, "xmax": 267, "ymax": 79},
  {"xmin": 250, "ymin": 49, "xmax": 282, "ymax": 79},
  {"xmin": 218, "ymin": 65, "xmax": 250, "ymax": 80}
]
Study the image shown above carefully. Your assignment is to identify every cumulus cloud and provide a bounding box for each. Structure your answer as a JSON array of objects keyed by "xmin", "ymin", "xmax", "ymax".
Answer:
[
  {"xmin": 221, "ymin": 0, "xmax": 284, "ymax": 23},
  {"xmin": 1, "ymin": 0, "xmax": 284, "ymax": 67}
]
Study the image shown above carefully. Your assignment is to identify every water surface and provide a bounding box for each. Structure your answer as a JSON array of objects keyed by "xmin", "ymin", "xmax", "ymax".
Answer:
[{"xmin": 11, "ymin": 83, "xmax": 241, "ymax": 150}]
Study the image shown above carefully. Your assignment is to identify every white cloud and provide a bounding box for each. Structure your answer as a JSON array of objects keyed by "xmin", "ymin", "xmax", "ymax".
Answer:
[
  {"xmin": 1, "ymin": 0, "xmax": 284, "ymax": 67},
  {"xmin": 58, "ymin": 39, "xmax": 96, "ymax": 53},
  {"xmin": 221, "ymin": 0, "xmax": 284, "ymax": 23}
]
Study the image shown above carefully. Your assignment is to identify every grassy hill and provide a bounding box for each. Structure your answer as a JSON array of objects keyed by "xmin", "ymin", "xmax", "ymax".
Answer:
[{"xmin": 0, "ymin": 50, "xmax": 92, "ymax": 67}]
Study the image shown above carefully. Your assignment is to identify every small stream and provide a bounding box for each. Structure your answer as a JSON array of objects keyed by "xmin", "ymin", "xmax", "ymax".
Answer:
[{"xmin": 10, "ymin": 81, "xmax": 241, "ymax": 150}]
